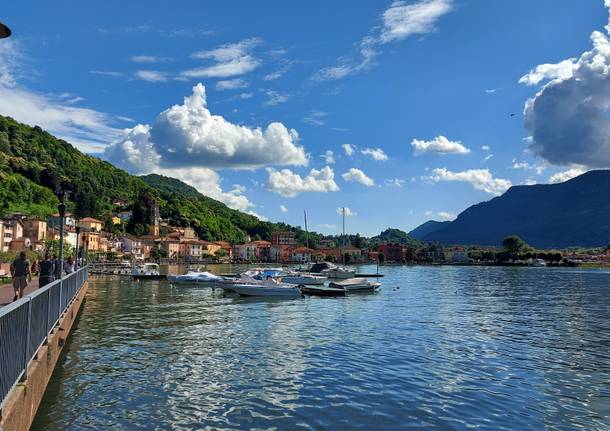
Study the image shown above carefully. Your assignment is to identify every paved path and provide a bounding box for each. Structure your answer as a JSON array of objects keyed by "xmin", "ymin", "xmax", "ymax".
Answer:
[{"xmin": 0, "ymin": 277, "xmax": 40, "ymax": 306}]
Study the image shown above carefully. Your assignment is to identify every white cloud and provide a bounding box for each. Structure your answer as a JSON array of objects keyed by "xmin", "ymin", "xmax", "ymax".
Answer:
[
  {"xmin": 361, "ymin": 147, "xmax": 388, "ymax": 161},
  {"xmin": 263, "ymin": 90, "xmax": 290, "ymax": 106},
  {"xmin": 238, "ymin": 92, "xmax": 253, "ymax": 99},
  {"xmin": 511, "ymin": 160, "xmax": 547, "ymax": 175},
  {"xmin": 385, "ymin": 178, "xmax": 405, "ymax": 187},
  {"xmin": 322, "ymin": 150, "xmax": 335, "ymax": 164},
  {"xmin": 424, "ymin": 168, "xmax": 512, "ymax": 196},
  {"xmin": 411, "ymin": 136, "xmax": 470, "ymax": 155},
  {"xmin": 263, "ymin": 64, "xmax": 292, "ymax": 81},
  {"xmin": 523, "ymin": 178, "xmax": 537, "ymax": 185},
  {"xmin": 481, "ymin": 145, "xmax": 490, "ymax": 151},
  {"xmin": 342, "ymin": 143, "xmax": 355, "ymax": 156},
  {"xmin": 520, "ymin": 5, "xmax": 610, "ymax": 168},
  {"xmin": 279, "ymin": 204, "xmax": 288, "ymax": 213},
  {"xmin": 314, "ymin": 0, "xmax": 453, "ymax": 81},
  {"xmin": 337, "ymin": 207, "xmax": 357, "ymax": 217},
  {"xmin": 342, "ymin": 168, "xmax": 375, "ymax": 186},
  {"xmin": 485, "ymin": 89, "xmax": 497, "ymax": 94},
  {"xmin": 379, "ymin": 0, "xmax": 454, "ymax": 43},
  {"xmin": 266, "ymin": 166, "xmax": 340, "ymax": 197},
  {"xmin": 483, "ymin": 154, "xmax": 493, "ymax": 161},
  {"xmin": 89, "ymin": 70, "xmax": 123, "ymax": 77},
  {"xmin": 548, "ymin": 168, "xmax": 586, "ymax": 184},
  {"xmin": 215, "ymin": 78, "xmax": 249, "ymax": 91},
  {"xmin": 303, "ymin": 110, "xmax": 329, "ymax": 126},
  {"xmin": 182, "ymin": 38, "xmax": 262, "ymax": 79},
  {"xmin": 134, "ymin": 70, "xmax": 170, "ymax": 82},
  {"xmin": 425, "ymin": 210, "xmax": 455, "ymax": 221},
  {"xmin": 130, "ymin": 55, "xmax": 174, "ymax": 63},
  {"xmin": 104, "ymin": 83, "xmax": 307, "ymax": 169}
]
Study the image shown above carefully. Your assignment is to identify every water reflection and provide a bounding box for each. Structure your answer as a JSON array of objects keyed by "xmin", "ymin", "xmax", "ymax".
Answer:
[{"xmin": 32, "ymin": 265, "xmax": 610, "ymax": 430}]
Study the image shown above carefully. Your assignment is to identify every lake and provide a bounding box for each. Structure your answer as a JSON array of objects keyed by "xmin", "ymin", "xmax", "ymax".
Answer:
[{"xmin": 32, "ymin": 265, "xmax": 610, "ymax": 430}]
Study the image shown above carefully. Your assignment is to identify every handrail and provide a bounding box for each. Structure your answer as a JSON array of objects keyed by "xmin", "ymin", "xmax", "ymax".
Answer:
[{"xmin": 0, "ymin": 266, "xmax": 88, "ymax": 411}]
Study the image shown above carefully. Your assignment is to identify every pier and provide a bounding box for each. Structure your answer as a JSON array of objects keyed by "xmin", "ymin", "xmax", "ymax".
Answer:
[{"xmin": 0, "ymin": 267, "xmax": 89, "ymax": 431}]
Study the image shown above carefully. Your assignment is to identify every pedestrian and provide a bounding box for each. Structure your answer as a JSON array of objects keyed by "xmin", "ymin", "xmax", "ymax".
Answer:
[
  {"xmin": 39, "ymin": 253, "xmax": 56, "ymax": 288},
  {"xmin": 10, "ymin": 251, "xmax": 30, "ymax": 301},
  {"xmin": 52, "ymin": 254, "xmax": 61, "ymax": 279},
  {"xmin": 63, "ymin": 256, "xmax": 75, "ymax": 274},
  {"xmin": 31, "ymin": 258, "xmax": 40, "ymax": 276}
]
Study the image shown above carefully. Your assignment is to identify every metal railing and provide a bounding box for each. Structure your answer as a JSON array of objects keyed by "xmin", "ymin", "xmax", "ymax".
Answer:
[{"xmin": 0, "ymin": 266, "xmax": 88, "ymax": 410}]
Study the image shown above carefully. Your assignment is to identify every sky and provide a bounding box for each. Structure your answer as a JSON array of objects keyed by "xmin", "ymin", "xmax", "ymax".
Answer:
[{"xmin": 0, "ymin": 0, "xmax": 609, "ymax": 236}]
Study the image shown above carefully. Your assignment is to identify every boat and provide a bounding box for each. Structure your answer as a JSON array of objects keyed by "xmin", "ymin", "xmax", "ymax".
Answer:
[
  {"xmin": 132, "ymin": 263, "xmax": 165, "ymax": 280},
  {"xmin": 307, "ymin": 262, "xmax": 355, "ymax": 280},
  {"xmin": 231, "ymin": 278, "xmax": 302, "ymax": 298},
  {"xmin": 281, "ymin": 273, "xmax": 327, "ymax": 285},
  {"xmin": 530, "ymin": 258, "xmax": 547, "ymax": 267},
  {"xmin": 169, "ymin": 271, "xmax": 223, "ymax": 286},
  {"xmin": 328, "ymin": 277, "xmax": 381, "ymax": 292},
  {"xmin": 300, "ymin": 284, "xmax": 347, "ymax": 296}
]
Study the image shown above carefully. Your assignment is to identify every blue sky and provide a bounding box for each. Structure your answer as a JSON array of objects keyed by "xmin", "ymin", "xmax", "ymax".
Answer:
[{"xmin": 1, "ymin": 1, "xmax": 608, "ymax": 236}]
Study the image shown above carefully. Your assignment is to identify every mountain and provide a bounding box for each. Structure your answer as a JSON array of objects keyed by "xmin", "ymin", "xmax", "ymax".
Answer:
[
  {"xmin": 419, "ymin": 170, "xmax": 610, "ymax": 248},
  {"xmin": 0, "ymin": 114, "xmax": 298, "ymax": 243},
  {"xmin": 370, "ymin": 228, "xmax": 422, "ymax": 247},
  {"xmin": 408, "ymin": 220, "xmax": 450, "ymax": 240}
]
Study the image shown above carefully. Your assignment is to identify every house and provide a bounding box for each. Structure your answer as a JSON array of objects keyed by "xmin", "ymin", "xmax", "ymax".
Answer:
[
  {"xmin": 444, "ymin": 248, "xmax": 470, "ymax": 264},
  {"xmin": 1, "ymin": 219, "xmax": 23, "ymax": 252},
  {"xmin": 214, "ymin": 241, "xmax": 232, "ymax": 259},
  {"xmin": 318, "ymin": 239, "xmax": 336, "ymax": 249},
  {"xmin": 111, "ymin": 216, "xmax": 121, "ymax": 225},
  {"xmin": 251, "ymin": 240, "xmax": 271, "ymax": 261},
  {"xmin": 271, "ymin": 231, "xmax": 296, "ymax": 247},
  {"xmin": 117, "ymin": 211, "xmax": 132, "ymax": 222},
  {"xmin": 78, "ymin": 217, "xmax": 103, "ymax": 232},
  {"xmin": 122, "ymin": 235, "xmax": 144, "ymax": 260},
  {"xmin": 112, "ymin": 198, "xmax": 129, "ymax": 207},
  {"xmin": 22, "ymin": 217, "xmax": 47, "ymax": 242},
  {"xmin": 292, "ymin": 246, "xmax": 313, "ymax": 262},
  {"xmin": 81, "ymin": 231, "xmax": 101, "ymax": 252},
  {"xmin": 343, "ymin": 246, "xmax": 363, "ymax": 263},
  {"xmin": 201, "ymin": 241, "xmax": 221, "ymax": 257},
  {"xmin": 48, "ymin": 212, "xmax": 76, "ymax": 229},
  {"xmin": 378, "ymin": 243, "xmax": 406, "ymax": 262},
  {"xmin": 270, "ymin": 245, "xmax": 292, "ymax": 263},
  {"xmin": 180, "ymin": 240, "xmax": 209, "ymax": 260},
  {"xmin": 159, "ymin": 238, "xmax": 181, "ymax": 258},
  {"xmin": 313, "ymin": 248, "xmax": 341, "ymax": 262},
  {"xmin": 233, "ymin": 243, "xmax": 257, "ymax": 261}
]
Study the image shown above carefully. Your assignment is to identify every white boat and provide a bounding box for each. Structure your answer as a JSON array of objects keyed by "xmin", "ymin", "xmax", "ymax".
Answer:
[
  {"xmin": 329, "ymin": 278, "xmax": 380, "ymax": 292},
  {"xmin": 281, "ymin": 273, "xmax": 327, "ymax": 285},
  {"xmin": 231, "ymin": 278, "xmax": 302, "ymax": 298},
  {"xmin": 323, "ymin": 267, "xmax": 355, "ymax": 279},
  {"xmin": 530, "ymin": 258, "xmax": 547, "ymax": 267},
  {"xmin": 169, "ymin": 271, "xmax": 223, "ymax": 286},
  {"xmin": 132, "ymin": 263, "xmax": 164, "ymax": 279}
]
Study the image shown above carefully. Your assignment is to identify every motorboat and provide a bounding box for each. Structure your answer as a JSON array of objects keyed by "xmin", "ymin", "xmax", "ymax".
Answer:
[
  {"xmin": 300, "ymin": 284, "xmax": 347, "ymax": 296},
  {"xmin": 328, "ymin": 278, "xmax": 380, "ymax": 292},
  {"xmin": 231, "ymin": 278, "xmax": 302, "ymax": 298},
  {"xmin": 530, "ymin": 258, "xmax": 547, "ymax": 267},
  {"xmin": 307, "ymin": 262, "xmax": 355, "ymax": 279},
  {"xmin": 132, "ymin": 263, "xmax": 165, "ymax": 280},
  {"xmin": 168, "ymin": 271, "xmax": 223, "ymax": 286},
  {"xmin": 281, "ymin": 273, "xmax": 327, "ymax": 285}
]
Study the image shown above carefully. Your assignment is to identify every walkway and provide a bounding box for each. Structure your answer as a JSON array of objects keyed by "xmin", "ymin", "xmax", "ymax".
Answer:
[{"xmin": 0, "ymin": 277, "xmax": 40, "ymax": 306}]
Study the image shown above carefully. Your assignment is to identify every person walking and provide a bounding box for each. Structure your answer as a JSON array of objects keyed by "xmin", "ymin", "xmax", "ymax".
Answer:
[
  {"xmin": 10, "ymin": 251, "xmax": 30, "ymax": 301},
  {"xmin": 63, "ymin": 256, "xmax": 75, "ymax": 274},
  {"xmin": 39, "ymin": 253, "xmax": 56, "ymax": 288}
]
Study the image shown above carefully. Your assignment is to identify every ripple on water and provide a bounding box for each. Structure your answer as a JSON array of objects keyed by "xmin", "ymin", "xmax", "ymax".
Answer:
[{"xmin": 31, "ymin": 266, "xmax": 610, "ymax": 430}]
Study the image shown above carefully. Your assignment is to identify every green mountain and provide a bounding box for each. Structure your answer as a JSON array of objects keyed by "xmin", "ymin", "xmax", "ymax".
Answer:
[
  {"xmin": 0, "ymin": 114, "xmax": 299, "ymax": 243},
  {"xmin": 370, "ymin": 228, "xmax": 422, "ymax": 248},
  {"xmin": 418, "ymin": 170, "xmax": 610, "ymax": 248}
]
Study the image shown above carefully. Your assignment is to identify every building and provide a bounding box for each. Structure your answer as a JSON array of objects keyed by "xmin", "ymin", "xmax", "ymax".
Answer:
[
  {"xmin": 318, "ymin": 239, "xmax": 336, "ymax": 249},
  {"xmin": 122, "ymin": 235, "xmax": 144, "ymax": 260},
  {"xmin": 1, "ymin": 219, "xmax": 23, "ymax": 252},
  {"xmin": 343, "ymin": 246, "xmax": 363, "ymax": 263},
  {"xmin": 22, "ymin": 217, "xmax": 47, "ymax": 242},
  {"xmin": 233, "ymin": 243, "xmax": 258, "ymax": 261},
  {"xmin": 149, "ymin": 198, "xmax": 160, "ymax": 236},
  {"xmin": 159, "ymin": 238, "xmax": 181, "ymax": 258},
  {"xmin": 111, "ymin": 216, "xmax": 121, "ymax": 225},
  {"xmin": 444, "ymin": 248, "xmax": 470, "ymax": 264},
  {"xmin": 117, "ymin": 211, "xmax": 132, "ymax": 223},
  {"xmin": 378, "ymin": 243, "xmax": 406, "ymax": 262},
  {"xmin": 9, "ymin": 237, "xmax": 31, "ymax": 251},
  {"xmin": 81, "ymin": 231, "xmax": 101, "ymax": 252},
  {"xmin": 48, "ymin": 212, "xmax": 76, "ymax": 230},
  {"xmin": 201, "ymin": 241, "xmax": 221, "ymax": 257},
  {"xmin": 270, "ymin": 245, "xmax": 292, "ymax": 263},
  {"xmin": 78, "ymin": 217, "xmax": 103, "ymax": 232},
  {"xmin": 292, "ymin": 246, "xmax": 313, "ymax": 262},
  {"xmin": 180, "ymin": 240, "xmax": 208, "ymax": 260},
  {"xmin": 271, "ymin": 231, "xmax": 296, "ymax": 247},
  {"xmin": 112, "ymin": 198, "xmax": 129, "ymax": 207},
  {"xmin": 214, "ymin": 241, "xmax": 232, "ymax": 259}
]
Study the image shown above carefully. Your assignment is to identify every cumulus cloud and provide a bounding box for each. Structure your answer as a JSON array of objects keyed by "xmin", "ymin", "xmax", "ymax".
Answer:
[
  {"xmin": 182, "ymin": 38, "xmax": 262, "ymax": 79},
  {"xmin": 361, "ymin": 147, "xmax": 388, "ymax": 161},
  {"xmin": 548, "ymin": 168, "xmax": 587, "ymax": 184},
  {"xmin": 385, "ymin": 178, "xmax": 405, "ymax": 187},
  {"xmin": 424, "ymin": 168, "xmax": 512, "ymax": 196},
  {"xmin": 104, "ymin": 83, "xmax": 307, "ymax": 169},
  {"xmin": 337, "ymin": 207, "xmax": 357, "ymax": 217},
  {"xmin": 314, "ymin": 0, "xmax": 453, "ymax": 81},
  {"xmin": 279, "ymin": 204, "xmax": 288, "ymax": 213},
  {"xmin": 520, "ymin": 5, "xmax": 610, "ymax": 168},
  {"xmin": 322, "ymin": 150, "xmax": 335, "ymax": 164},
  {"xmin": 342, "ymin": 168, "xmax": 375, "ymax": 186},
  {"xmin": 266, "ymin": 166, "xmax": 339, "ymax": 197},
  {"xmin": 411, "ymin": 136, "xmax": 470, "ymax": 155},
  {"xmin": 342, "ymin": 143, "xmax": 355, "ymax": 156},
  {"xmin": 425, "ymin": 210, "xmax": 455, "ymax": 221},
  {"xmin": 215, "ymin": 78, "xmax": 249, "ymax": 91}
]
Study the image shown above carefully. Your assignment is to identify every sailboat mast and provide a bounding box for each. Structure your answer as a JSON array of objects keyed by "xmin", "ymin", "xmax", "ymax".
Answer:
[
  {"xmin": 304, "ymin": 210, "xmax": 309, "ymax": 260},
  {"xmin": 342, "ymin": 207, "xmax": 346, "ymax": 266}
]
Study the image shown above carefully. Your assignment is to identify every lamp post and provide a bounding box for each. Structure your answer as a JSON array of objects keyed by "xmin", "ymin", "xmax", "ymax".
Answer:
[
  {"xmin": 58, "ymin": 192, "xmax": 67, "ymax": 278},
  {"xmin": 75, "ymin": 225, "xmax": 81, "ymax": 269},
  {"xmin": 0, "ymin": 21, "xmax": 10, "ymax": 39}
]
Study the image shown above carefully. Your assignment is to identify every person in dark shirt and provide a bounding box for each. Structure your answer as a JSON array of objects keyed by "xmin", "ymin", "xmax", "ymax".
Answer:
[
  {"xmin": 10, "ymin": 251, "xmax": 30, "ymax": 301},
  {"xmin": 39, "ymin": 253, "xmax": 56, "ymax": 288}
]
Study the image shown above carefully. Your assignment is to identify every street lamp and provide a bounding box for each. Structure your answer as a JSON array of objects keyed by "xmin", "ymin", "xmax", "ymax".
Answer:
[{"xmin": 0, "ymin": 21, "xmax": 11, "ymax": 39}]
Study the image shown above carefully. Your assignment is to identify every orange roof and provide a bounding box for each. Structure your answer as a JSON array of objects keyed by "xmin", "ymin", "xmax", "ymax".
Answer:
[
  {"xmin": 293, "ymin": 246, "xmax": 313, "ymax": 253},
  {"xmin": 80, "ymin": 217, "xmax": 102, "ymax": 223}
]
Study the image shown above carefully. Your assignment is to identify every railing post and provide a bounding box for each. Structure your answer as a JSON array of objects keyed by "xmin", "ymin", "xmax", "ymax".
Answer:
[
  {"xmin": 21, "ymin": 298, "xmax": 32, "ymax": 381},
  {"xmin": 58, "ymin": 276, "xmax": 63, "ymax": 320}
]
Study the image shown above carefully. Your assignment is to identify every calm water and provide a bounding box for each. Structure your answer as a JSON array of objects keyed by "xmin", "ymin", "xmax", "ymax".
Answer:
[{"xmin": 33, "ymin": 265, "xmax": 610, "ymax": 430}]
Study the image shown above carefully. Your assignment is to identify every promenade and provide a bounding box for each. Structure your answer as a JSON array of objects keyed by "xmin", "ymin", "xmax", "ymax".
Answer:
[{"xmin": 0, "ymin": 277, "xmax": 39, "ymax": 306}]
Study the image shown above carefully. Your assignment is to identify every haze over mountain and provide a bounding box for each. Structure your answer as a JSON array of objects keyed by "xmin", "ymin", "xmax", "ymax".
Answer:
[{"xmin": 414, "ymin": 171, "xmax": 610, "ymax": 248}]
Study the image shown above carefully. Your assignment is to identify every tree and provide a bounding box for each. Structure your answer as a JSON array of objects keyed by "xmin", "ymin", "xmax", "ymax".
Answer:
[{"xmin": 502, "ymin": 235, "xmax": 526, "ymax": 254}]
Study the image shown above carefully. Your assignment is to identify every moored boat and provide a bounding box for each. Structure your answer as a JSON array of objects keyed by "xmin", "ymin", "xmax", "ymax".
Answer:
[
  {"xmin": 231, "ymin": 279, "xmax": 302, "ymax": 298},
  {"xmin": 169, "ymin": 271, "xmax": 223, "ymax": 286},
  {"xmin": 132, "ymin": 263, "xmax": 165, "ymax": 280},
  {"xmin": 328, "ymin": 277, "xmax": 380, "ymax": 292}
]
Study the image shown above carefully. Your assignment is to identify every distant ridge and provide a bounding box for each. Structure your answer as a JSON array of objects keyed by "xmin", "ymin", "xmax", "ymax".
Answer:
[
  {"xmin": 415, "ymin": 170, "xmax": 610, "ymax": 248},
  {"xmin": 408, "ymin": 220, "xmax": 450, "ymax": 241}
]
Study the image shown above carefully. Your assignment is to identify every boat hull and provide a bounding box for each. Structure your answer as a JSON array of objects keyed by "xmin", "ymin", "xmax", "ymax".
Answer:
[
  {"xmin": 231, "ymin": 285, "xmax": 302, "ymax": 298},
  {"xmin": 133, "ymin": 274, "xmax": 166, "ymax": 280},
  {"xmin": 301, "ymin": 285, "xmax": 346, "ymax": 296}
]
